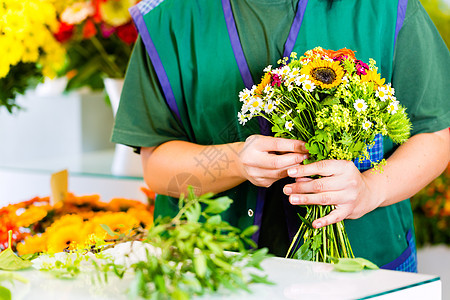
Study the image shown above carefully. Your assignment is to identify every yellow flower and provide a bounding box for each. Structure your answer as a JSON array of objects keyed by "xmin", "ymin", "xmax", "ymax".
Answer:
[
  {"xmin": 91, "ymin": 212, "xmax": 140, "ymax": 239},
  {"xmin": 127, "ymin": 208, "xmax": 153, "ymax": 228},
  {"xmin": 99, "ymin": 0, "xmax": 137, "ymax": 27},
  {"xmin": 16, "ymin": 234, "xmax": 47, "ymax": 256},
  {"xmin": 46, "ymin": 224, "xmax": 88, "ymax": 253},
  {"xmin": 255, "ymin": 72, "xmax": 272, "ymax": 96},
  {"xmin": 361, "ymin": 69, "xmax": 385, "ymax": 86},
  {"xmin": 301, "ymin": 59, "xmax": 344, "ymax": 89},
  {"xmin": 45, "ymin": 214, "xmax": 85, "ymax": 237},
  {"xmin": 15, "ymin": 205, "xmax": 48, "ymax": 227}
]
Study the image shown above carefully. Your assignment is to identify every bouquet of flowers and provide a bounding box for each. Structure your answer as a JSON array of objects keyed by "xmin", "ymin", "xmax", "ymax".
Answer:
[
  {"xmin": 238, "ymin": 47, "xmax": 412, "ymax": 263},
  {"xmin": 0, "ymin": 0, "xmax": 66, "ymax": 113},
  {"xmin": 0, "ymin": 187, "xmax": 155, "ymax": 255},
  {"xmin": 53, "ymin": 0, "xmax": 139, "ymax": 91}
]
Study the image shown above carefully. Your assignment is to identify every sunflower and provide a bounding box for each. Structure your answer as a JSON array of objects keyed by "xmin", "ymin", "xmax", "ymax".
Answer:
[
  {"xmin": 301, "ymin": 59, "xmax": 344, "ymax": 89},
  {"xmin": 361, "ymin": 69, "xmax": 385, "ymax": 87}
]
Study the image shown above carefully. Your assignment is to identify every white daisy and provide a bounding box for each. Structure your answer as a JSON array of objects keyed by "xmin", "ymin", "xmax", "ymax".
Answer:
[
  {"xmin": 387, "ymin": 100, "xmax": 399, "ymax": 114},
  {"xmin": 264, "ymin": 100, "xmax": 276, "ymax": 114},
  {"xmin": 238, "ymin": 112, "xmax": 248, "ymax": 125},
  {"xmin": 375, "ymin": 86, "xmax": 389, "ymax": 102},
  {"xmin": 362, "ymin": 120, "xmax": 372, "ymax": 130},
  {"xmin": 263, "ymin": 65, "xmax": 273, "ymax": 72},
  {"xmin": 295, "ymin": 74, "xmax": 309, "ymax": 86},
  {"xmin": 248, "ymin": 97, "xmax": 263, "ymax": 114},
  {"xmin": 239, "ymin": 89, "xmax": 252, "ymax": 104},
  {"xmin": 302, "ymin": 80, "xmax": 316, "ymax": 92},
  {"xmin": 353, "ymin": 99, "xmax": 368, "ymax": 112},
  {"xmin": 281, "ymin": 109, "xmax": 292, "ymax": 119},
  {"xmin": 285, "ymin": 121, "xmax": 294, "ymax": 131}
]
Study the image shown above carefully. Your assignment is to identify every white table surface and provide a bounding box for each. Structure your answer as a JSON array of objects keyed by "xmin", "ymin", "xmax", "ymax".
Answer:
[{"xmin": 2, "ymin": 256, "xmax": 441, "ymax": 300}]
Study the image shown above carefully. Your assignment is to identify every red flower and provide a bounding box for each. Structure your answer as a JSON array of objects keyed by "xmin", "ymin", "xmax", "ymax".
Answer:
[
  {"xmin": 54, "ymin": 22, "xmax": 75, "ymax": 43},
  {"xmin": 116, "ymin": 23, "xmax": 138, "ymax": 45},
  {"xmin": 83, "ymin": 19, "xmax": 97, "ymax": 39}
]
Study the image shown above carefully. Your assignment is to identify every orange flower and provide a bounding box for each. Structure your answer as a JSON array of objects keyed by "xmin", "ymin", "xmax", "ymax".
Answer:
[
  {"xmin": 324, "ymin": 48, "xmax": 356, "ymax": 61},
  {"xmin": 46, "ymin": 224, "xmax": 88, "ymax": 253},
  {"xmin": 15, "ymin": 205, "xmax": 48, "ymax": 227},
  {"xmin": 108, "ymin": 198, "xmax": 147, "ymax": 212},
  {"xmin": 127, "ymin": 208, "xmax": 153, "ymax": 228},
  {"xmin": 91, "ymin": 212, "xmax": 140, "ymax": 239},
  {"xmin": 255, "ymin": 72, "xmax": 272, "ymax": 96}
]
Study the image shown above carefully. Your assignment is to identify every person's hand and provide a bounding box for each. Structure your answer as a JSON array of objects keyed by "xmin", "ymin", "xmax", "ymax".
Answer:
[
  {"xmin": 283, "ymin": 160, "xmax": 381, "ymax": 228},
  {"xmin": 237, "ymin": 135, "xmax": 309, "ymax": 188}
]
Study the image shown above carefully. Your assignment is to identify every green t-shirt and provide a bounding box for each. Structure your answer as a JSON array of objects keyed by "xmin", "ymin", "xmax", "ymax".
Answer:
[{"xmin": 112, "ymin": 0, "xmax": 450, "ymax": 261}]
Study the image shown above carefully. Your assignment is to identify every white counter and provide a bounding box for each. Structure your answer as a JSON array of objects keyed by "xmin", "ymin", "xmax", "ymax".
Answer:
[{"xmin": 2, "ymin": 256, "xmax": 441, "ymax": 300}]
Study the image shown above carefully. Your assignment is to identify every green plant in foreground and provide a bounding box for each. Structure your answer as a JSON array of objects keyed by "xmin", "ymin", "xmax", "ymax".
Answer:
[{"xmin": 38, "ymin": 188, "xmax": 273, "ymax": 299}]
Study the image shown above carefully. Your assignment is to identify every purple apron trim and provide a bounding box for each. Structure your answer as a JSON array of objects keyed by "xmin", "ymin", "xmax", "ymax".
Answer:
[
  {"xmin": 221, "ymin": 0, "xmax": 254, "ymax": 89},
  {"xmin": 222, "ymin": 0, "xmax": 309, "ymax": 243},
  {"xmin": 381, "ymin": 230, "xmax": 413, "ymax": 270},
  {"xmin": 283, "ymin": 0, "xmax": 309, "ymax": 59},
  {"xmin": 394, "ymin": 0, "xmax": 408, "ymax": 49},
  {"xmin": 129, "ymin": 6, "xmax": 182, "ymax": 123}
]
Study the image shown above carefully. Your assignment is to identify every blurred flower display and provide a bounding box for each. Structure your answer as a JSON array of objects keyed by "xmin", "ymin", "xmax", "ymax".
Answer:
[
  {"xmin": 54, "ymin": 0, "xmax": 139, "ymax": 91},
  {"xmin": 0, "ymin": 0, "xmax": 66, "ymax": 113},
  {"xmin": 0, "ymin": 188, "xmax": 155, "ymax": 255},
  {"xmin": 411, "ymin": 163, "xmax": 450, "ymax": 247}
]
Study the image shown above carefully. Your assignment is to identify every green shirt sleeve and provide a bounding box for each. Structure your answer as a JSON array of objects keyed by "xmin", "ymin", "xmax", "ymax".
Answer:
[
  {"xmin": 392, "ymin": 0, "xmax": 450, "ymax": 136},
  {"xmin": 111, "ymin": 37, "xmax": 188, "ymax": 150}
]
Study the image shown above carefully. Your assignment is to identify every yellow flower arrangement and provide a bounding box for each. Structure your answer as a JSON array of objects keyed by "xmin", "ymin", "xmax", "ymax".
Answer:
[{"xmin": 0, "ymin": 0, "xmax": 66, "ymax": 112}]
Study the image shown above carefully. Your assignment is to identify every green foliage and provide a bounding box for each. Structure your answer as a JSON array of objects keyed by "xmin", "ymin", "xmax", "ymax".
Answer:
[
  {"xmin": 411, "ymin": 164, "xmax": 450, "ymax": 247},
  {"xmin": 0, "ymin": 63, "xmax": 43, "ymax": 113},
  {"xmin": 34, "ymin": 188, "xmax": 272, "ymax": 299},
  {"xmin": 421, "ymin": 0, "xmax": 450, "ymax": 49},
  {"xmin": 116, "ymin": 187, "xmax": 272, "ymax": 299}
]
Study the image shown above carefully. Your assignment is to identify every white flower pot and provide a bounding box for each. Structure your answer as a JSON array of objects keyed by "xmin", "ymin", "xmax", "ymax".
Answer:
[{"xmin": 104, "ymin": 78, "xmax": 143, "ymax": 177}]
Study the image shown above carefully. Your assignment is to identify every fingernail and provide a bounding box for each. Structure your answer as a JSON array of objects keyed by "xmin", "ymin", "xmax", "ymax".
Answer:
[
  {"xmin": 290, "ymin": 195, "xmax": 299, "ymax": 203},
  {"xmin": 315, "ymin": 221, "xmax": 322, "ymax": 228},
  {"xmin": 288, "ymin": 168, "xmax": 297, "ymax": 176},
  {"xmin": 284, "ymin": 186, "xmax": 292, "ymax": 194}
]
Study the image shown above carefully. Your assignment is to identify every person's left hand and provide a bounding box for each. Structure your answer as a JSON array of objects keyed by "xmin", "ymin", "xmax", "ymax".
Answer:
[{"xmin": 283, "ymin": 160, "xmax": 380, "ymax": 228}]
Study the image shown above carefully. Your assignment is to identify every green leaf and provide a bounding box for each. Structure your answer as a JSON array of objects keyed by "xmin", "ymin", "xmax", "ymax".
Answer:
[
  {"xmin": 0, "ymin": 286, "xmax": 11, "ymax": 300},
  {"xmin": 297, "ymin": 213, "xmax": 314, "ymax": 230},
  {"xmin": 193, "ymin": 254, "xmax": 207, "ymax": 278},
  {"xmin": 295, "ymin": 240, "xmax": 313, "ymax": 261},
  {"xmin": 203, "ymin": 196, "xmax": 233, "ymax": 214},
  {"xmin": 333, "ymin": 257, "xmax": 379, "ymax": 272},
  {"xmin": 0, "ymin": 231, "xmax": 32, "ymax": 271},
  {"xmin": 241, "ymin": 225, "xmax": 258, "ymax": 238},
  {"xmin": 321, "ymin": 96, "xmax": 340, "ymax": 106},
  {"xmin": 100, "ymin": 224, "xmax": 119, "ymax": 237},
  {"xmin": 311, "ymin": 233, "xmax": 323, "ymax": 251},
  {"xmin": 185, "ymin": 201, "xmax": 201, "ymax": 222}
]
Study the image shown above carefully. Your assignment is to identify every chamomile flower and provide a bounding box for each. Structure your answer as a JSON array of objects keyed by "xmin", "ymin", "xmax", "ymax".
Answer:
[
  {"xmin": 264, "ymin": 100, "xmax": 276, "ymax": 114},
  {"xmin": 387, "ymin": 100, "xmax": 399, "ymax": 114},
  {"xmin": 302, "ymin": 80, "xmax": 316, "ymax": 92},
  {"xmin": 285, "ymin": 121, "xmax": 294, "ymax": 131},
  {"xmin": 238, "ymin": 112, "xmax": 248, "ymax": 125},
  {"xmin": 281, "ymin": 109, "xmax": 292, "ymax": 119},
  {"xmin": 362, "ymin": 120, "xmax": 372, "ymax": 130},
  {"xmin": 239, "ymin": 89, "xmax": 251, "ymax": 104},
  {"xmin": 386, "ymin": 83, "xmax": 395, "ymax": 96},
  {"xmin": 353, "ymin": 99, "xmax": 368, "ymax": 112},
  {"xmin": 375, "ymin": 86, "xmax": 389, "ymax": 102},
  {"xmin": 248, "ymin": 97, "xmax": 263, "ymax": 114},
  {"xmin": 263, "ymin": 65, "xmax": 273, "ymax": 72},
  {"xmin": 295, "ymin": 74, "xmax": 309, "ymax": 86}
]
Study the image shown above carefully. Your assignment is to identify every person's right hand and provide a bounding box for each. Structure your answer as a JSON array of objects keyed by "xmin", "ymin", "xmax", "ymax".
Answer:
[{"xmin": 237, "ymin": 135, "xmax": 309, "ymax": 187}]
